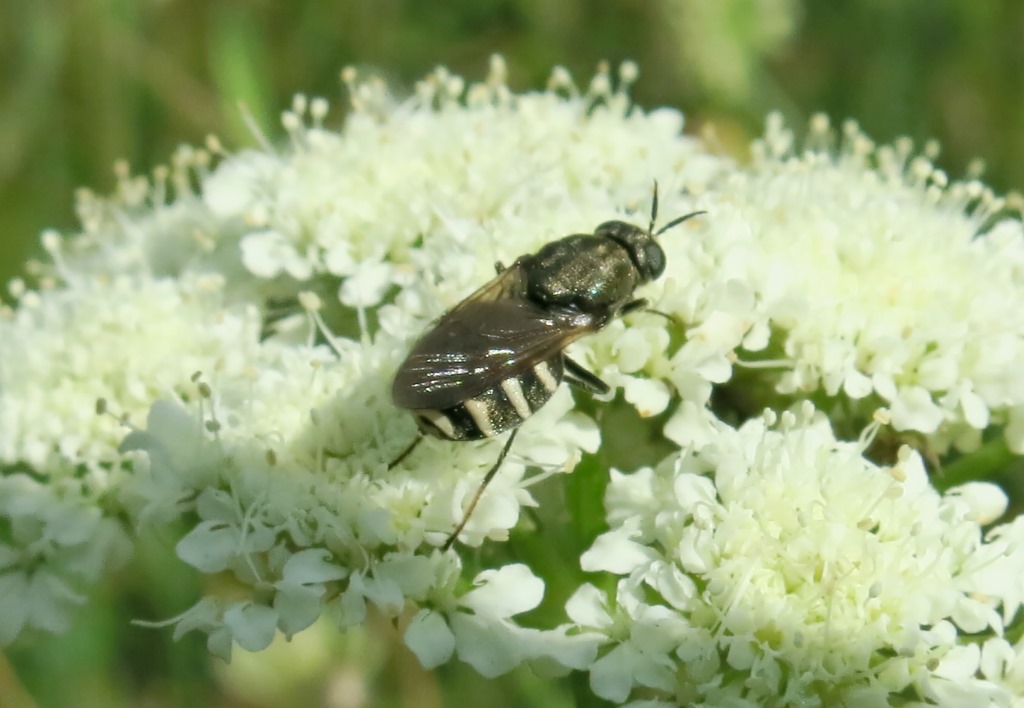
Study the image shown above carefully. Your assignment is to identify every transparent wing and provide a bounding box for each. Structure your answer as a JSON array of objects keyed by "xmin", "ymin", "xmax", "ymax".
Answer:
[
  {"xmin": 447, "ymin": 258, "xmax": 529, "ymax": 313},
  {"xmin": 392, "ymin": 299, "xmax": 598, "ymax": 410}
]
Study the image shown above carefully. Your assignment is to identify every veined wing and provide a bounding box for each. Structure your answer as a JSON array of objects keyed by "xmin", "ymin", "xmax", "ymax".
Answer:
[
  {"xmin": 445, "ymin": 258, "xmax": 529, "ymax": 313},
  {"xmin": 392, "ymin": 299, "xmax": 598, "ymax": 410}
]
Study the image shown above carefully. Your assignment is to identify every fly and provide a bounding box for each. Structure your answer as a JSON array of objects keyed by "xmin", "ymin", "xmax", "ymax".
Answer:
[{"xmin": 391, "ymin": 183, "xmax": 704, "ymax": 549}]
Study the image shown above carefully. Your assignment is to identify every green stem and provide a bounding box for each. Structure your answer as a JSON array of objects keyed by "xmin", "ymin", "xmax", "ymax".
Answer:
[{"xmin": 935, "ymin": 436, "xmax": 1013, "ymax": 492}]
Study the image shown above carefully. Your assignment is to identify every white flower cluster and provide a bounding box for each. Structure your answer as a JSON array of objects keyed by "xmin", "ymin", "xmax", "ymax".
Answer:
[
  {"xmin": 696, "ymin": 113, "xmax": 1024, "ymax": 451},
  {"xmin": 569, "ymin": 404, "xmax": 1024, "ymax": 705},
  {"xmin": 0, "ymin": 472, "xmax": 131, "ymax": 644},
  {"xmin": 1, "ymin": 57, "xmax": 1023, "ymax": 705}
]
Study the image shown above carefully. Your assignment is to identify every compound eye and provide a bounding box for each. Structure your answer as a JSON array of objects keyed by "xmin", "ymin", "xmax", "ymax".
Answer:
[{"xmin": 644, "ymin": 242, "xmax": 666, "ymax": 279}]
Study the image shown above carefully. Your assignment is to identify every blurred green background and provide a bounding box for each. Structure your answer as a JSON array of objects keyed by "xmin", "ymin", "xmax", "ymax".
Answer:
[{"xmin": 2, "ymin": 1, "xmax": 1023, "ymax": 706}]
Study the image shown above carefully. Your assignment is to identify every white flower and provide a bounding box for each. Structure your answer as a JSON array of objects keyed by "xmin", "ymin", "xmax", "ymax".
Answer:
[
  {"xmin": 566, "ymin": 581, "xmax": 693, "ymax": 703},
  {"xmin": 568, "ymin": 403, "xmax": 1021, "ymax": 704},
  {"xmin": 0, "ymin": 272, "xmax": 263, "ymax": 473},
  {"xmin": 693, "ymin": 113, "xmax": 1024, "ymax": 450},
  {"xmin": 405, "ymin": 563, "xmax": 544, "ymax": 676},
  {"xmin": 0, "ymin": 473, "xmax": 131, "ymax": 644},
  {"xmin": 976, "ymin": 637, "xmax": 1024, "ymax": 705},
  {"xmin": 404, "ymin": 562, "xmax": 602, "ymax": 677}
]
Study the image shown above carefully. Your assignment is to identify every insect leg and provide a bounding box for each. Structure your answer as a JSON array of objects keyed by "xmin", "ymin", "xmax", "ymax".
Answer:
[
  {"xmin": 441, "ymin": 428, "xmax": 519, "ymax": 550},
  {"xmin": 620, "ymin": 298, "xmax": 648, "ymax": 315},
  {"xmin": 622, "ymin": 298, "xmax": 680, "ymax": 326},
  {"xmin": 563, "ymin": 356, "xmax": 610, "ymax": 395},
  {"xmin": 388, "ymin": 433, "xmax": 424, "ymax": 470},
  {"xmin": 494, "ymin": 261, "xmax": 506, "ymax": 274}
]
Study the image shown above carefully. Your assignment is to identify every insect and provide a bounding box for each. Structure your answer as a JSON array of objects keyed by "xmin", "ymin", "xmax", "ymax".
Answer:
[{"xmin": 391, "ymin": 183, "xmax": 703, "ymax": 549}]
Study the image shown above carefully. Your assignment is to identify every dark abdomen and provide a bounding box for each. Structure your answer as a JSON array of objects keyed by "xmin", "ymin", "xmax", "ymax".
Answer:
[{"xmin": 414, "ymin": 357, "xmax": 564, "ymax": 441}]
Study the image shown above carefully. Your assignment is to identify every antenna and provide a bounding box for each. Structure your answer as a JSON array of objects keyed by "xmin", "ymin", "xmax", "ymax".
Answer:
[
  {"xmin": 648, "ymin": 180, "xmax": 661, "ymax": 236},
  {"xmin": 649, "ymin": 180, "xmax": 706, "ymax": 238}
]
